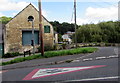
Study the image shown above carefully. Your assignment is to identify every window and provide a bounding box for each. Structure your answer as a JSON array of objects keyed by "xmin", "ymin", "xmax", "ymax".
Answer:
[
  {"xmin": 44, "ymin": 25, "xmax": 50, "ymax": 33},
  {"xmin": 22, "ymin": 31, "xmax": 39, "ymax": 46}
]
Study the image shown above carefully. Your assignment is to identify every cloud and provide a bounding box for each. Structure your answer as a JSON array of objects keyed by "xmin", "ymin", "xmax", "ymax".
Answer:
[
  {"xmin": 32, "ymin": 4, "xmax": 48, "ymax": 18},
  {"xmin": 42, "ymin": 10, "xmax": 49, "ymax": 17},
  {"xmin": 12, "ymin": 13, "xmax": 17, "ymax": 16},
  {"xmin": 0, "ymin": 0, "xmax": 48, "ymax": 18},
  {"xmin": 0, "ymin": 0, "xmax": 29, "ymax": 11},
  {"xmin": 13, "ymin": 0, "xmax": 119, "ymax": 2},
  {"xmin": 73, "ymin": 6, "xmax": 118, "ymax": 25},
  {"xmin": 86, "ymin": 6, "xmax": 118, "ymax": 22}
]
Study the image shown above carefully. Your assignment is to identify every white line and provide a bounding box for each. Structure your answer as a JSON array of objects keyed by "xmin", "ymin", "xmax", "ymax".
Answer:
[
  {"xmin": 64, "ymin": 76, "xmax": 119, "ymax": 82},
  {"xmin": 108, "ymin": 55, "xmax": 118, "ymax": 58},
  {"xmin": 96, "ymin": 57, "xmax": 106, "ymax": 59},
  {"xmin": 72, "ymin": 60, "xmax": 80, "ymax": 62},
  {"xmin": 83, "ymin": 58, "xmax": 93, "ymax": 61}
]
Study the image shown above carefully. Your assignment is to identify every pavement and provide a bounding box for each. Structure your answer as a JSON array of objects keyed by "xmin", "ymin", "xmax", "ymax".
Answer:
[
  {"xmin": 2, "ymin": 54, "xmax": 31, "ymax": 62},
  {"xmin": 2, "ymin": 53, "xmax": 88, "ymax": 70}
]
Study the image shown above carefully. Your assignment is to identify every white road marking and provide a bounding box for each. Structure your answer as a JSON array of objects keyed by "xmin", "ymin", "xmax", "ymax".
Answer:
[
  {"xmin": 83, "ymin": 58, "xmax": 93, "ymax": 61},
  {"xmin": 23, "ymin": 65, "xmax": 106, "ymax": 80},
  {"xmin": 32, "ymin": 66, "xmax": 92, "ymax": 78},
  {"xmin": 96, "ymin": 57, "xmax": 106, "ymax": 60},
  {"xmin": 72, "ymin": 60, "xmax": 80, "ymax": 62},
  {"xmin": 108, "ymin": 55, "xmax": 118, "ymax": 58},
  {"xmin": 64, "ymin": 76, "xmax": 119, "ymax": 82}
]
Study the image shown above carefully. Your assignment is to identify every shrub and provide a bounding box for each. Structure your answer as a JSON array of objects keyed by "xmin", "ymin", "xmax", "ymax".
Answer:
[
  {"xmin": 105, "ymin": 43, "xmax": 112, "ymax": 46},
  {"xmin": 3, "ymin": 52, "xmax": 22, "ymax": 58},
  {"xmin": 37, "ymin": 45, "xmax": 54, "ymax": 52},
  {"xmin": 96, "ymin": 43, "xmax": 100, "ymax": 46},
  {"xmin": 62, "ymin": 43, "xmax": 67, "ymax": 49}
]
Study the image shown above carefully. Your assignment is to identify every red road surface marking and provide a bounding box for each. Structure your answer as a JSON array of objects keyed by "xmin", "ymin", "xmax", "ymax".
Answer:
[
  {"xmin": 0, "ymin": 70, "xmax": 8, "ymax": 73},
  {"xmin": 23, "ymin": 65, "xmax": 106, "ymax": 80}
]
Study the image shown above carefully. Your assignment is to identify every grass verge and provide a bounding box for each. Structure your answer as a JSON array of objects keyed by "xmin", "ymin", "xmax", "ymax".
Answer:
[{"xmin": 1, "ymin": 47, "xmax": 98, "ymax": 66}]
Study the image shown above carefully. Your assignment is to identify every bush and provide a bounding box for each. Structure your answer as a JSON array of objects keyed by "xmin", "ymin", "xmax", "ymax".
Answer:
[
  {"xmin": 96, "ymin": 43, "xmax": 101, "ymax": 46},
  {"xmin": 37, "ymin": 45, "xmax": 54, "ymax": 52},
  {"xmin": 53, "ymin": 44, "xmax": 63, "ymax": 50},
  {"xmin": 105, "ymin": 43, "xmax": 112, "ymax": 46},
  {"xmin": 3, "ymin": 52, "xmax": 22, "ymax": 58},
  {"xmin": 62, "ymin": 43, "xmax": 67, "ymax": 49}
]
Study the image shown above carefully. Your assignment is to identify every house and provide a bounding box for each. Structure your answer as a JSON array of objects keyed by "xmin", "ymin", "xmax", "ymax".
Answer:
[
  {"xmin": 54, "ymin": 31, "xmax": 58, "ymax": 44},
  {"xmin": 62, "ymin": 34, "xmax": 72, "ymax": 44},
  {"xmin": 4, "ymin": 3, "xmax": 57, "ymax": 53},
  {"xmin": 62, "ymin": 31, "xmax": 75, "ymax": 44}
]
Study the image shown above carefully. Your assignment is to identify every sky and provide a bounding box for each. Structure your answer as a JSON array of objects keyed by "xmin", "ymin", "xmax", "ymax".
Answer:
[{"xmin": 0, "ymin": 0, "xmax": 119, "ymax": 25}]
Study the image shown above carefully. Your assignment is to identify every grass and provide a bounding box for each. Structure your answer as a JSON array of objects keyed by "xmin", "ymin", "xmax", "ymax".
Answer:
[{"xmin": 1, "ymin": 47, "xmax": 98, "ymax": 66}]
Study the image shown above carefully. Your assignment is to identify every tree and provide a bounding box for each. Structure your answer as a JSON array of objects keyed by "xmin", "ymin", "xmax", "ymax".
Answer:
[
  {"xmin": 0, "ymin": 16, "xmax": 12, "ymax": 24},
  {"xmin": 58, "ymin": 34, "xmax": 62, "ymax": 42},
  {"xmin": 73, "ymin": 21, "xmax": 120, "ymax": 43},
  {"xmin": 50, "ymin": 21, "xmax": 78, "ymax": 35}
]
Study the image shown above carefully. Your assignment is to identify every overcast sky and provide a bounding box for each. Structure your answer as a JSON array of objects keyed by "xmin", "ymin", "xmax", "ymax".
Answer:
[{"xmin": 0, "ymin": 0, "xmax": 119, "ymax": 25}]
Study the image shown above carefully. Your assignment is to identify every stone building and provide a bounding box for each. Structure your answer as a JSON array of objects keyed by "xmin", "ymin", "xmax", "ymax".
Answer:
[{"xmin": 4, "ymin": 3, "xmax": 56, "ymax": 53}]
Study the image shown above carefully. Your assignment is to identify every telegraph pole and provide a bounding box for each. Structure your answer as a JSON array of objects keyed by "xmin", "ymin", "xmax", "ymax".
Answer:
[
  {"xmin": 38, "ymin": 0, "xmax": 44, "ymax": 56},
  {"xmin": 74, "ymin": 0, "xmax": 77, "ymax": 48}
]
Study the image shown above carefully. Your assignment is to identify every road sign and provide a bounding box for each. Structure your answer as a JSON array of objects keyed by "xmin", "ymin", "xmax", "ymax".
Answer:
[{"xmin": 23, "ymin": 65, "xmax": 106, "ymax": 80}]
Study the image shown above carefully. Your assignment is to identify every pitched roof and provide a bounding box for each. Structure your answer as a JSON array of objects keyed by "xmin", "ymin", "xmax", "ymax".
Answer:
[{"xmin": 6, "ymin": 3, "xmax": 52, "ymax": 26}]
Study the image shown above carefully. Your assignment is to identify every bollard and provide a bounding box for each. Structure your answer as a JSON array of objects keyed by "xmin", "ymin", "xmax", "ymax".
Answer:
[{"xmin": 29, "ymin": 50, "xmax": 31, "ymax": 56}]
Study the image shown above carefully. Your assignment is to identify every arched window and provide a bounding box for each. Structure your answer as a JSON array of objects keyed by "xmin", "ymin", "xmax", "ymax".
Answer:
[{"xmin": 28, "ymin": 16, "xmax": 34, "ymax": 21}]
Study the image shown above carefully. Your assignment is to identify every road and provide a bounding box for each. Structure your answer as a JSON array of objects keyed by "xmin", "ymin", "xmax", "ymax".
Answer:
[{"xmin": 1, "ymin": 47, "xmax": 119, "ymax": 83}]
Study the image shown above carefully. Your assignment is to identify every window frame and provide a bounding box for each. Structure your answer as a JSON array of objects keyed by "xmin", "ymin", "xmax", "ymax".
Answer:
[{"xmin": 44, "ymin": 25, "xmax": 50, "ymax": 33}]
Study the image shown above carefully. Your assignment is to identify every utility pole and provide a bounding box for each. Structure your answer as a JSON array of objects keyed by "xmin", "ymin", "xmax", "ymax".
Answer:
[
  {"xmin": 38, "ymin": 0, "xmax": 44, "ymax": 56},
  {"xmin": 74, "ymin": 0, "xmax": 77, "ymax": 48}
]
